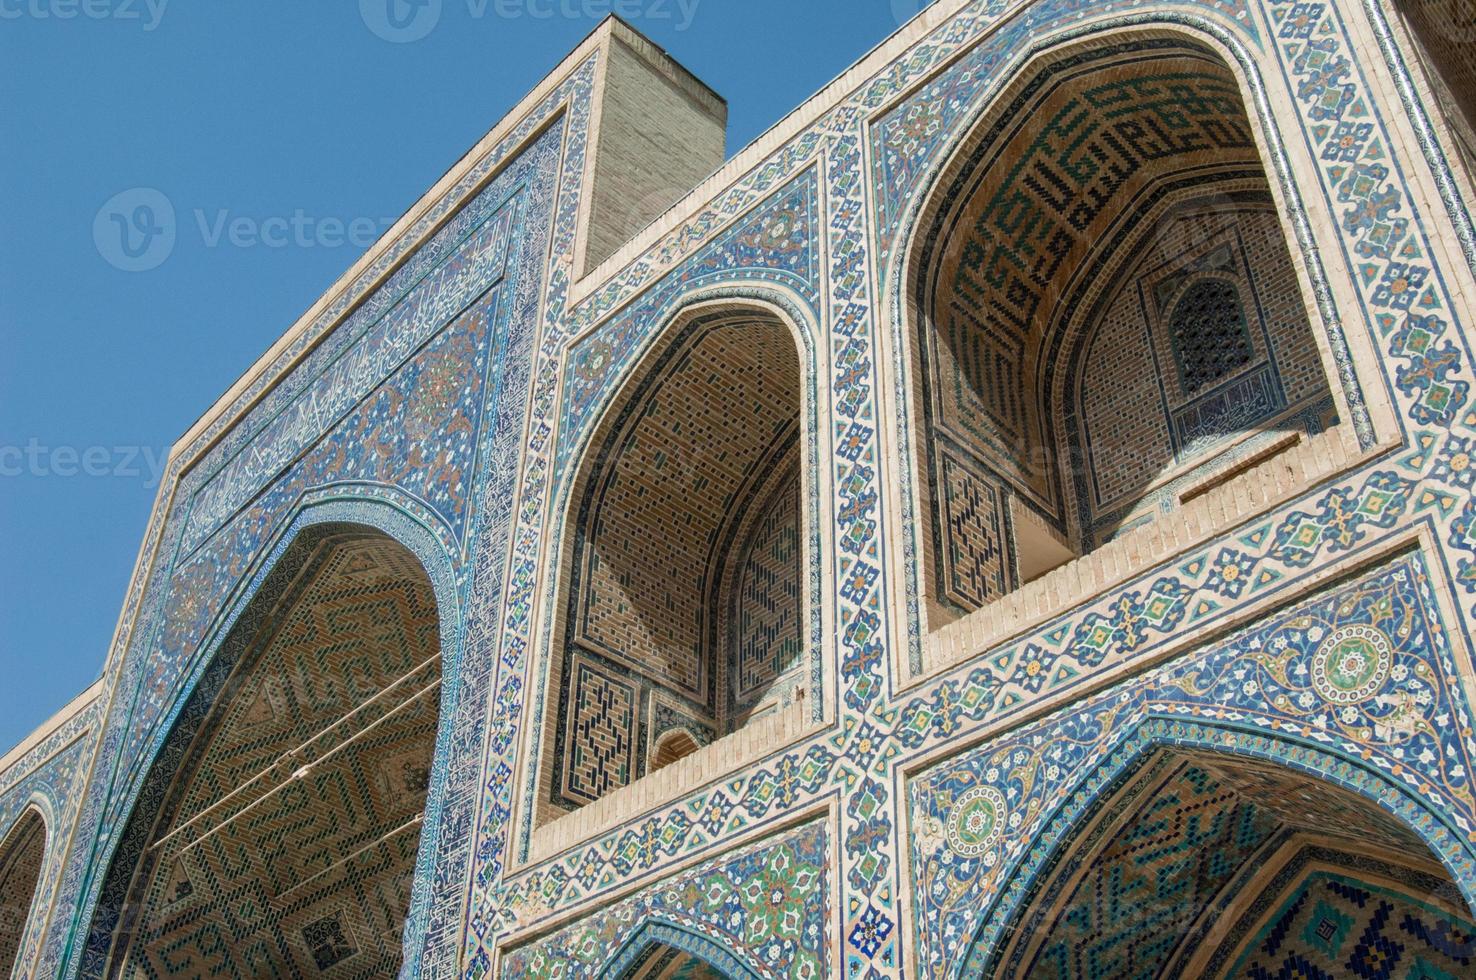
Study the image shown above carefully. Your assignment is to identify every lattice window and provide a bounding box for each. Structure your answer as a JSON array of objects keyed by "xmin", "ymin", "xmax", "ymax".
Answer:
[{"xmin": 1169, "ymin": 279, "xmax": 1253, "ymax": 394}]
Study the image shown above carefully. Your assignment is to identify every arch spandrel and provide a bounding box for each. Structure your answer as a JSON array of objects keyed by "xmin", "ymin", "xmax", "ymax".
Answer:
[
  {"xmin": 908, "ymin": 547, "xmax": 1476, "ymax": 977},
  {"xmin": 498, "ymin": 818, "xmax": 829, "ymax": 978}
]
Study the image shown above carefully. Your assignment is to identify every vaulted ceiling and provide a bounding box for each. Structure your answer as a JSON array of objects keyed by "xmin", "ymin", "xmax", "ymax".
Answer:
[
  {"xmin": 923, "ymin": 41, "xmax": 1267, "ymax": 501},
  {"xmin": 990, "ymin": 750, "xmax": 1475, "ymax": 979},
  {"xmin": 117, "ymin": 536, "xmax": 441, "ymax": 978}
]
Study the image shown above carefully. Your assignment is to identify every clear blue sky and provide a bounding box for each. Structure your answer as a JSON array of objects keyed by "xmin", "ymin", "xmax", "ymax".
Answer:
[{"xmin": 0, "ymin": 2, "xmax": 924, "ymax": 752}]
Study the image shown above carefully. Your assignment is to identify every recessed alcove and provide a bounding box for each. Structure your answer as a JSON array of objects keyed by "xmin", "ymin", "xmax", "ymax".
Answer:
[
  {"xmin": 539, "ymin": 305, "xmax": 813, "ymax": 826},
  {"xmin": 905, "ymin": 36, "xmax": 1352, "ymax": 636},
  {"xmin": 982, "ymin": 749, "xmax": 1476, "ymax": 978},
  {"xmin": 94, "ymin": 530, "xmax": 443, "ymax": 978}
]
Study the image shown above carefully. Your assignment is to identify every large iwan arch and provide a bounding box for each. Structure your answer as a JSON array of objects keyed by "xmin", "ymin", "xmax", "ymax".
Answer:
[
  {"xmin": 900, "ymin": 30, "xmax": 1348, "ymax": 632},
  {"xmin": 971, "ymin": 743, "xmax": 1476, "ymax": 978},
  {"xmin": 81, "ymin": 524, "xmax": 447, "ymax": 978}
]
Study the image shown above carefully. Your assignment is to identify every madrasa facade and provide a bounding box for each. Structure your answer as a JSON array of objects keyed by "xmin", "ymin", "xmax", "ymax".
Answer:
[{"xmin": 4, "ymin": 1, "xmax": 1476, "ymax": 976}]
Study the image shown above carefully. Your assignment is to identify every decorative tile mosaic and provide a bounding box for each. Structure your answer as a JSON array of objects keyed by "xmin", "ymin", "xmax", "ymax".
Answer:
[
  {"xmin": 499, "ymin": 818, "xmax": 830, "ymax": 979},
  {"xmin": 910, "ymin": 550, "xmax": 1476, "ymax": 977},
  {"xmin": 0, "ymin": 698, "xmax": 97, "ymax": 980},
  {"xmin": 1227, "ymin": 870, "xmax": 1475, "ymax": 977},
  {"xmin": 17, "ymin": 2, "xmax": 1476, "ymax": 979},
  {"xmin": 46, "ymin": 66, "xmax": 584, "ymax": 979},
  {"xmin": 987, "ymin": 749, "xmax": 1459, "ymax": 977},
  {"xmin": 110, "ymin": 536, "xmax": 441, "ymax": 978},
  {"xmin": 999, "ymin": 759, "xmax": 1283, "ymax": 977},
  {"xmin": 473, "ymin": 1, "xmax": 1476, "ymax": 975}
]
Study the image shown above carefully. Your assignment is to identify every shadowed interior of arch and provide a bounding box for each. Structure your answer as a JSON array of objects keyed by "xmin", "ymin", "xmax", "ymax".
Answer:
[
  {"xmin": 0, "ymin": 808, "xmax": 47, "ymax": 976},
  {"xmin": 545, "ymin": 307, "xmax": 807, "ymax": 817},
  {"xmin": 975, "ymin": 748, "xmax": 1476, "ymax": 979},
  {"xmin": 1394, "ymin": 0, "xmax": 1476, "ymax": 172},
  {"xmin": 94, "ymin": 528, "xmax": 443, "ymax": 978},
  {"xmin": 909, "ymin": 36, "xmax": 1342, "ymax": 630}
]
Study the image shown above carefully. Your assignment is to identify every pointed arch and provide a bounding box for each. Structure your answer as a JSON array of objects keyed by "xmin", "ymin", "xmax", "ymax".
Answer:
[
  {"xmin": 958, "ymin": 717, "xmax": 1476, "ymax": 977},
  {"xmin": 601, "ymin": 919, "xmax": 764, "ymax": 980},
  {"xmin": 534, "ymin": 290, "xmax": 823, "ymax": 821},
  {"xmin": 75, "ymin": 491, "xmax": 463, "ymax": 980},
  {"xmin": 881, "ymin": 17, "xmax": 1378, "ymax": 656},
  {"xmin": 0, "ymin": 803, "xmax": 49, "ymax": 979}
]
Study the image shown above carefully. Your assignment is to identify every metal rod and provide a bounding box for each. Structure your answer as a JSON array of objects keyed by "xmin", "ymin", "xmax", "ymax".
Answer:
[
  {"xmin": 153, "ymin": 653, "xmax": 441, "ymax": 849},
  {"xmin": 158, "ymin": 678, "xmax": 441, "ymax": 856},
  {"xmin": 268, "ymin": 814, "xmax": 424, "ymax": 907}
]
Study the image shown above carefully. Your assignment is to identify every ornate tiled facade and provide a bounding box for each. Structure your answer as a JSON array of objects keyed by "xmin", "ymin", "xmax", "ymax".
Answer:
[
  {"xmin": 4, "ymin": 2, "xmax": 1476, "ymax": 977},
  {"xmin": 109, "ymin": 535, "xmax": 443, "ymax": 977}
]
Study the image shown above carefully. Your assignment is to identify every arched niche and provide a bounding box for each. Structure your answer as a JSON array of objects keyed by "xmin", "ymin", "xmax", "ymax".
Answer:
[
  {"xmin": 86, "ymin": 524, "xmax": 445, "ymax": 978},
  {"xmin": 0, "ymin": 807, "xmax": 47, "ymax": 977},
  {"xmin": 542, "ymin": 302, "xmax": 811, "ymax": 818},
  {"xmin": 970, "ymin": 747, "xmax": 1476, "ymax": 979},
  {"xmin": 601, "ymin": 919, "xmax": 763, "ymax": 979},
  {"xmin": 903, "ymin": 33, "xmax": 1344, "ymax": 631}
]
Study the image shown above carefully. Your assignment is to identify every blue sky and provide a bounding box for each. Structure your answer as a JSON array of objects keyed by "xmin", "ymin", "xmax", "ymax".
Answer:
[{"xmin": 0, "ymin": 1, "xmax": 924, "ymax": 752}]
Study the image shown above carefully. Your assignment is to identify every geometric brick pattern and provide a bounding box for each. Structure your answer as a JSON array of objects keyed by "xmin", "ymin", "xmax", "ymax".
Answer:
[
  {"xmin": 1081, "ymin": 210, "xmax": 1333, "ymax": 535},
  {"xmin": 916, "ymin": 42, "xmax": 1270, "ymax": 618},
  {"xmin": 553, "ymin": 311, "xmax": 804, "ymax": 810},
  {"xmin": 991, "ymin": 750, "xmax": 1467, "ymax": 977},
  {"xmin": 917, "ymin": 40, "xmax": 1339, "ymax": 613},
  {"xmin": 728, "ymin": 467, "xmax": 804, "ymax": 715},
  {"xmin": 113, "ymin": 537, "xmax": 441, "ymax": 978},
  {"xmin": 922, "ymin": 44, "xmax": 1261, "ymax": 509},
  {"xmin": 562, "ymin": 657, "xmax": 637, "ymax": 805},
  {"xmin": 1224, "ymin": 870, "xmax": 1476, "ymax": 978},
  {"xmin": 15, "ymin": 2, "xmax": 1476, "ymax": 978},
  {"xmin": 1000, "ymin": 757, "xmax": 1282, "ymax": 977},
  {"xmin": 0, "ymin": 810, "xmax": 45, "ymax": 978},
  {"xmin": 938, "ymin": 451, "xmax": 1013, "ymax": 609},
  {"xmin": 574, "ymin": 314, "xmax": 801, "ymax": 700}
]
